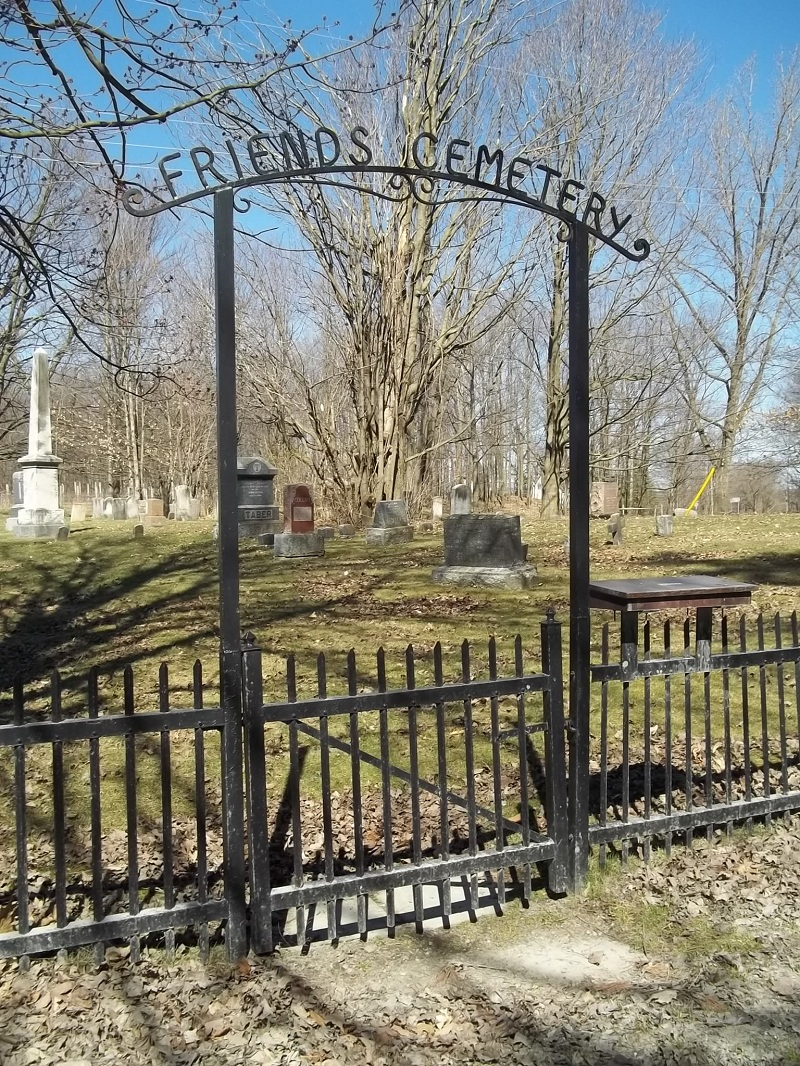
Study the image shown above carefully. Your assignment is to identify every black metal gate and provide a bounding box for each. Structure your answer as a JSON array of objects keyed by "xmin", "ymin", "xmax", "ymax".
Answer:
[{"xmin": 242, "ymin": 613, "xmax": 569, "ymax": 951}]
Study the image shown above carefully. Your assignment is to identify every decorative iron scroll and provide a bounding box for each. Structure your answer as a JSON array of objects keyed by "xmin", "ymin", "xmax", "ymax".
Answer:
[{"xmin": 121, "ymin": 127, "xmax": 651, "ymax": 262}]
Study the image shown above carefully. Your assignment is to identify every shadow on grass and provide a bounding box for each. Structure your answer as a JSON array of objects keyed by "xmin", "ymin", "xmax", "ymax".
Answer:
[
  {"xmin": 0, "ymin": 541, "xmax": 219, "ymax": 697},
  {"xmin": 645, "ymin": 550, "xmax": 800, "ymax": 589}
]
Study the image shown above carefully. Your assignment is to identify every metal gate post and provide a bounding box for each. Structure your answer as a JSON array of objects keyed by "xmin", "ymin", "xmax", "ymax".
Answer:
[
  {"xmin": 541, "ymin": 610, "xmax": 569, "ymax": 894},
  {"xmin": 214, "ymin": 188, "xmax": 247, "ymax": 960},
  {"xmin": 242, "ymin": 635, "xmax": 272, "ymax": 953},
  {"xmin": 567, "ymin": 224, "xmax": 592, "ymax": 891}
]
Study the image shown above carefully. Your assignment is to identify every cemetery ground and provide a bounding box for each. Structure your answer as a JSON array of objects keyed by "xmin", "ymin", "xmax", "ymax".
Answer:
[{"xmin": 2, "ymin": 512, "xmax": 800, "ymax": 1063}]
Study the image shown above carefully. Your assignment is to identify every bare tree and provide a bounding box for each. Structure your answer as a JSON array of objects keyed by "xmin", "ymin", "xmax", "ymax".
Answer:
[
  {"xmin": 510, "ymin": 0, "xmax": 699, "ymax": 515},
  {"xmin": 215, "ymin": 0, "xmax": 541, "ymax": 515},
  {"xmin": 669, "ymin": 52, "xmax": 800, "ymax": 504}
]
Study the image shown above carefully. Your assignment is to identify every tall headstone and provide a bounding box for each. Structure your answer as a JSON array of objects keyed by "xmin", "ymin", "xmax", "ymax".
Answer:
[
  {"xmin": 274, "ymin": 483, "xmax": 324, "ymax": 558},
  {"xmin": 591, "ymin": 482, "xmax": 619, "ymax": 518},
  {"xmin": 450, "ymin": 483, "xmax": 471, "ymax": 515},
  {"xmin": 9, "ymin": 348, "xmax": 65, "ymax": 538},
  {"xmin": 432, "ymin": 496, "xmax": 443, "ymax": 522},
  {"xmin": 283, "ymin": 484, "xmax": 315, "ymax": 533},
  {"xmin": 236, "ymin": 457, "xmax": 280, "ymax": 540}
]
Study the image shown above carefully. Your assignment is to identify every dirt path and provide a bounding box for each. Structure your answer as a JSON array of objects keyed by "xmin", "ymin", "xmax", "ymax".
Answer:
[{"xmin": 2, "ymin": 820, "xmax": 800, "ymax": 1066}]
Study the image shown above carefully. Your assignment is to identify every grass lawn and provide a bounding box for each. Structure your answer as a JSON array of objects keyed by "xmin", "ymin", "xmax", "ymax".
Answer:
[{"xmin": 1, "ymin": 511, "xmax": 798, "ymax": 836}]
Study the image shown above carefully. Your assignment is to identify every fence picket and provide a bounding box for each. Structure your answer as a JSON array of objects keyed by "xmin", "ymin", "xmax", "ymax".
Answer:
[
  {"xmin": 377, "ymin": 648, "xmax": 395, "ymax": 933},
  {"xmin": 599, "ymin": 623, "xmax": 609, "ymax": 867},
  {"xmin": 316, "ymin": 653, "xmax": 337, "ymax": 941},
  {"xmin": 88, "ymin": 668, "xmax": 104, "ymax": 966},
  {"xmin": 721, "ymin": 616, "xmax": 733, "ymax": 838},
  {"xmin": 740, "ymin": 616, "xmax": 753, "ymax": 830},
  {"xmin": 757, "ymin": 613, "xmax": 771, "ymax": 825},
  {"xmin": 13, "ymin": 677, "xmax": 29, "ymax": 969},
  {"xmin": 159, "ymin": 664, "xmax": 175, "ymax": 955},
  {"xmin": 123, "ymin": 665, "xmax": 140, "ymax": 963},
  {"xmin": 775, "ymin": 614, "xmax": 789, "ymax": 803},
  {"xmin": 192, "ymin": 660, "xmax": 209, "ymax": 961},
  {"xmin": 643, "ymin": 620, "xmax": 652, "ymax": 862},
  {"xmin": 488, "ymin": 637, "xmax": 505, "ymax": 908},
  {"xmin": 50, "ymin": 670, "xmax": 67, "ymax": 933},
  {"xmin": 461, "ymin": 640, "xmax": 479, "ymax": 912},
  {"xmin": 514, "ymin": 635, "xmax": 532, "ymax": 902},
  {"xmin": 347, "ymin": 650, "xmax": 367, "ymax": 937},
  {"xmin": 683, "ymin": 618, "xmax": 693, "ymax": 850},
  {"xmin": 664, "ymin": 621, "xmax": 673, "ymax": 856},
  {"xmin": 286, "ymin": 655, "xmax": 306, "ymax": 948},
  {"xmin": 405, "ymin": 646, "xmax": 425, "ymax": 931}
]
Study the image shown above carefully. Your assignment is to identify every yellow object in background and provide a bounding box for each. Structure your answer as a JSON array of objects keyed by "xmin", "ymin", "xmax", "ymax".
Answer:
[{"xmin": 685, "ymin": 466, "xmax": 716, "ymax": 514}]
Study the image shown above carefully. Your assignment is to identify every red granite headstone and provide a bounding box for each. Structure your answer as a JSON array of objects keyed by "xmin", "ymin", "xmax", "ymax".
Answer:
[{"xmin": 283, "ymin": 483, "xmax": 315, "ymax": 533}]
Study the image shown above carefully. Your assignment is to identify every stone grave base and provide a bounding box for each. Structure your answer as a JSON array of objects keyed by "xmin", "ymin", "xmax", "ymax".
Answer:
[
  {"xmin": 432, "ymin": 564, "xmax": 539, "ymax": 590},
  {"xmin": 365, "ymin": 526, "xmax": 414, "ymax": 546},
  {"xmin": 142, "ymin": 515, "xmax": 168, "ymax": 528},
  {"xmin": 274, "ymin": 532, "xmax": 325, "ymax": 558},
  {"xmin": 11, "ymin": 508, "xmax": 66, "ymax": 540}
]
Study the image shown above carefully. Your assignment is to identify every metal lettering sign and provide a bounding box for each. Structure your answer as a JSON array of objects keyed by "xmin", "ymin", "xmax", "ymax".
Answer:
[{"xmin": 122, "ymin": 124, "xmax": 649, "ymax": 262}]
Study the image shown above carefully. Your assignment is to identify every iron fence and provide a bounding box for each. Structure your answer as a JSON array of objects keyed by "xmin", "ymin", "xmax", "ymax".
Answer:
[
  {"xmin": 0, "ymin": 616, "xmax": 568, "ymax": 961},
  {"xmin": 589, "ymin": 611, "xmax": 800, "ymax": 862}
]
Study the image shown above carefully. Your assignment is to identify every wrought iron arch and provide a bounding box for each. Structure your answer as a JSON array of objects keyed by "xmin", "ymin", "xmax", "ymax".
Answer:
[{"xmin": 122, "ymin": 156, "xmax": 651, "ymax": 915}]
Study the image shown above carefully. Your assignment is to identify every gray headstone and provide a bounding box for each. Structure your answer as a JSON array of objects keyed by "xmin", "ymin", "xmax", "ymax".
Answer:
[
  {"xmin": 432, "ymin": 496, "xmax": 443, "ymax": 522},
  {"xmin": 338, "ymin": 524, "xmax": 356, "ymax": 538},
  {"xmin": 12, "ymin": 471, "xmax": 23, "ymax": 506},
  {"xmin": 655, "ymin": 514, "xmax": 674, "ymax": 537},
  {"xmin": 133, "ymin": 523, "xmax": 144, "ymax": 538},
  {"xmin": 56, "ymin": 526, "xmax": 69, "ymax": 541},
  {"xmin": 443, "ymin": 514, "xmax": 526, "ymax": 568},
  {"xmin": 91, "ymin": 497, "xmax": 104, "ymax": 519},
  {"xmin": 372, "ymin": 500, "xmax": 409, "ymax": 528},
  {"xmin": 70, "ymin": 503, "xmax": 87, "ymax": 522},
  {"xmin": 317, "ymin": 525, "xmax": 335, "ymax": 539},
  {"xmin": 125, "ymin": 497, "xmax": 139, "ymax": 519},
  {"xmin": 450, "ymin": 483, "xmax": 471, "ymax": 516}
]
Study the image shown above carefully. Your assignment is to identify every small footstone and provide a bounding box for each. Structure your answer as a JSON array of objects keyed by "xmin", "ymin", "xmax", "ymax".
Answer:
[
  {"xmin": 133, "ymin": 523, "xmax": 144, "ymax": 538},
  {"xmin": 338, "ymin": 524, "xmax": 356, "ymax": 538},
  {"xmin": 56, "ymin": 526, "xmax": 69, "ymax": 541},
  {"xmin": 418, "ymin": 521, "xmax": 434, "ymax": 533},
  {"xmin": 317, "ymin": 525, "xmax": 336, "ymax": 539},
  {"xmin": 258, "ymin": 532, "xmax": 275, "ymax": 548}
]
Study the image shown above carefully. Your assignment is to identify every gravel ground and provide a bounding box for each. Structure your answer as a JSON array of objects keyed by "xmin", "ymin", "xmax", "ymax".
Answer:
[{"xmin": 2, "ymin": 820, "xmax": 800, "ymax": 1066}]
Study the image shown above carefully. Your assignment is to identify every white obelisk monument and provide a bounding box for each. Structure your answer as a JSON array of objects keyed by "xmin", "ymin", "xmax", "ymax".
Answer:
[{"xmin": 9, "ymin": 347, "xmax": 66, "ymax": 538}]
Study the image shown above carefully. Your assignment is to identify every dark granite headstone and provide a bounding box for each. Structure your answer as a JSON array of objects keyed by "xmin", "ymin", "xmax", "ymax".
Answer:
[
  {"xmin": 237, "ymin": 456, "xmax": 280, "ymax": 538},
  {"xmin": 443, "ymin": 515, "xmax": 526, "ymax": 568}
]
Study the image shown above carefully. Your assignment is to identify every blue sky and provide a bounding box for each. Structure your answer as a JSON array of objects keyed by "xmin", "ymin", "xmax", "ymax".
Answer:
[{"xmin": 641, "ymin": 0, "xmax": 800, "ymax": 104}]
